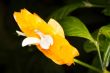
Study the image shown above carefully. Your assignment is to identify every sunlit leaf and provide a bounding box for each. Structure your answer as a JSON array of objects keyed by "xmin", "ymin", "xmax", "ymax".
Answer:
[{"xmin": 59, "ymin": 16, "xmax": 94, "ymax": 42}]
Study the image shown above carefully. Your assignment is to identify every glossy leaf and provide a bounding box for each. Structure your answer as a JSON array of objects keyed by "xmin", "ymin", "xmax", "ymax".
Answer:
[{"xmin": 59, "ymin": 16, "xmax": 94, "ymax": 42}]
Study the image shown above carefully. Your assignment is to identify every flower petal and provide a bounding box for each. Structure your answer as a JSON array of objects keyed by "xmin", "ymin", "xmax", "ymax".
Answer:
[
  {"xmin": 22, "ymin": 37, "xmax": 40, "ymax": 47},
  {"xmin": 43, "ymin": 35, "xmax": 53, "ymax": 45},
  {"xmin": 34, "ymin": 29, "xmax": 53, "ymax": 49},
  {"xmin": 37, "ymin": 35, "xmax": 79, "ymax": 65},
  {"xmin": 39, "ymin": 34, "xmax": 53, "ymax": 49},
  {"xmin": 40, "ymin": 38, "xmax": 50, "ymax": 50},
  {"xmin": 13, "ymin": 9, "xmax": 54, "ymax": 38},
  {"xmin": 48, "ymin": 18, "xmax": 65, "ymax": 38}
]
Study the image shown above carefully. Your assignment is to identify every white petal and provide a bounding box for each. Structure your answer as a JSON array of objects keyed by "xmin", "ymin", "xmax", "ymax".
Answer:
[
  {"xmin": 22, "ymin": 37, "xmax": 40, "ymax": 47},
  {"xmin": 40, "ymin": 39, "xmax": 50, "ymax": 50},
  {"xmin": 34, "ymin": 29, "xmax": 53, "ymax": 49},
  {"xmin": 16, "ymin": 30, "xmax": 25, "ymax": 36},
  {"xmin": 39, "ymin": 35, "xmax": 53, "ymax": 49},
  {"xmin": 44, "ymin": 35, "xmax": 53, "ymax": 45},
  {"xmin": 34, "ymin": 30, "xmax": 43, "ymax": 38}
]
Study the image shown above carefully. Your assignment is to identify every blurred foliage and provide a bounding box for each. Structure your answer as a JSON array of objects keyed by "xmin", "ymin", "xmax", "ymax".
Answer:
[
  {"xmin": 0, "ymin": 0, "xmax": 110, "ymax": 73},
  {"xmin": 89, "ymin": 0, "xmax": 110, "ymax": 5},
  {"xmin": 49, "ymin": 2, "xmax": 83, "ymax": 20}
]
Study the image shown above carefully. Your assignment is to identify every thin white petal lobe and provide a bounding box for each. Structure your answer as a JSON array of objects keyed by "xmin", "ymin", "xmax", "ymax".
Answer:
[{"xmin": 22, "ymin": 37, "xmax": 40, "ymax": 47}]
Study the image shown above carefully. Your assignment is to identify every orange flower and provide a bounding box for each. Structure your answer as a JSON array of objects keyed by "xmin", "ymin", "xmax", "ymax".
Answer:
[{"xmin": 13, "ymin": 9, "xmax": 79, "ymax": 66}]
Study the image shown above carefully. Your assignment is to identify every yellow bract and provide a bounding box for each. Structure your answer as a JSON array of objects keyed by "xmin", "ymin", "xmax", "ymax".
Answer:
[
  {"xmin": 48, "ymin": 18, "xmax": 65, "ymax": 38},
  {"xmin": 14, "ymin": 9, "xmax": 53, "ymax": 38},
  {"xmin": 13, "ymin": 8, "xmax": 79, "ymax": 65}
]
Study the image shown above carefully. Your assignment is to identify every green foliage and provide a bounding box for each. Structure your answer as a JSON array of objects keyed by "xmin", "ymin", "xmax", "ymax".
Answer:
[
  {"xmin": 104, "ymin": 69, "xmax": 110, "ymax": 73},
  {"xmin": 103, "ymin": 8, "xmax": 110, "ymax": 16},
  {"xmin": 99, "ymin": 24, "xmax": 110, "ymax": 68},
  {"xmin": 49, "ymin": 1, "xmax": 110, "ymax": 72},
  {"xmin": 99, "ymin": 24, "xmax": 110, "ymax": 39},
  {"xmin": 49, "ymin": 2, "xmax": 83, "ymax": 20},
  {"xmin": 84, "ymin": 40, "xmax": 97, "ymax": 52},
  {"xmin": 84, "ymin": 30, "xmax": 99, "ymax": 52},
  {"xmin": 84, "ymin": 24, "xmax": 110, "ymax": 72},
  {"xmin": 59, "ymin": 16, "xmax": 94, "ymax": 42}
]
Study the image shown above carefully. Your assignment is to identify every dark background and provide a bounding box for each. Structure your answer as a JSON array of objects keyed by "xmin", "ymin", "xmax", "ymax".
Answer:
[{"xmin": 0, "ymin": 0, "xmax": 110, "ymax": 73}]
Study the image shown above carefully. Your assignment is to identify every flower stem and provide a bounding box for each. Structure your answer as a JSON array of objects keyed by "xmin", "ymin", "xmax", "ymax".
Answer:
[{"xmin": 74, "ymin": 59, "xmax": 102, "ymax": 73}]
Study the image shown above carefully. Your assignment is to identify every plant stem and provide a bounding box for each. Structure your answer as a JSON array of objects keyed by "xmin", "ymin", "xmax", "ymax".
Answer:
[
  {"xmin": 103, "ymin": 43, "xmax": 110, "ymax": 68},
  {"xmin": 94, "ymin": 41, "xmax": 104, "ymax": 70},
  {"xmin": 74, "ymin": 59, "xmax": 102, "ymax": 73}
]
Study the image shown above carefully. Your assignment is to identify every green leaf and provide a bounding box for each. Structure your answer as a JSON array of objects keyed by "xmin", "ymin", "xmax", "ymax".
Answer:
[
  {"xmin": 84, "ymin": 24, "xmax": 110, "ymax": 53},
  {"xmin": 84, "ymin": 40, "xmax": 97, "ymax": 52},
  {"xmin": 84, "ymin": 30, "xmax": 98, "ymax": 52},
  {"xmin": 83, "ymin": 30, "xmax": 107, "ymax": 52},
  {"xmin": 49, "ymin": 2, "xmax": 83, "ymax": 20},
  {"xmin": 99, "ymin": 24, "xmax": 110, "ymax": 39},
  {"xmin": 59, "ymin": 16, "xmax": 94, "ymax": 42},
  {"xmin": 84, "ymin": 24, "xmax": 110, "ymax": 68},
  {"xmin": 104, "ymin": 69, "xmax": 110, "ymax": 73}
]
